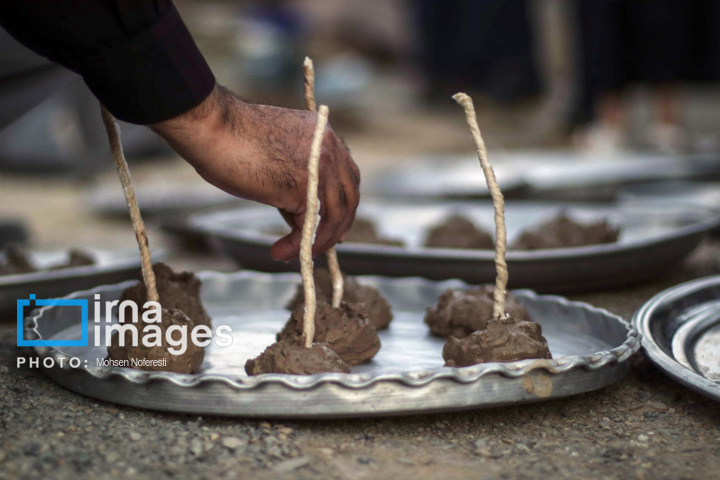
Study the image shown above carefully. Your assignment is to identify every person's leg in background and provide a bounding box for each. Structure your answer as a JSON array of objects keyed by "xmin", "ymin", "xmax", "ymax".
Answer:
[
  {"xmin": 624, "ymin": 0, "xmax": 695, "ymax": 153},
  {"xmin": 570, "ymin": 0, "xmax": 628, "ymax": 153},
  {"xmin": 413, "ymin": 0, "xmax": 541, "ymax": 104}
]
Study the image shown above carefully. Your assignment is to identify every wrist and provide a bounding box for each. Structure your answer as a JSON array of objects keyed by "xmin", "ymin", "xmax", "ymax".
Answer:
[
  {"xmin": 150, "ymin": 85, "xmax": 257, "ymax": 191},
  {"xmin": 150, "ymin": 84, "xmax": 233, "ymax": 138}
]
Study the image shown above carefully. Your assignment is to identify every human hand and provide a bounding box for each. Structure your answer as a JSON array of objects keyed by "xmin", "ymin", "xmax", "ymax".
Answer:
[{"xmin": 152, "ymin": 85, "xmax": 360, "ymax": 262}]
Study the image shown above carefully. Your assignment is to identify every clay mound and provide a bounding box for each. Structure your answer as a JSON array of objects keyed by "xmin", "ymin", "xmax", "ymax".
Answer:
[
  {"xmin": 424, "ymin": 215, "xmax": 494, "ymax": 250},
  {"xmin": 512, "ymin": 215, "xmax": 618, "ymax": 250},
  {"xmin": 278, "ymin": 301, "xmax": 381, "ymax": 366},
  {"xmin": 245, "ymin": 340, "xmax": 350, "ymax": 375},
  {"xmin": 286, "ymin": 268, "xmax": 393, "ymax": 330},
  {"xmin": 107, "ymin": 308, "xmax": 206, "ymax": 374},
  {"xmin": 121, "ymin": 262, "xmax": 211, "ymax": 328},
  {"xmin": 425, "ymin": 285, "xmax": 529, "ymax": 338},
  {"xmin": 443, "ymin": 315, "xmax": 552, "ymax": 367}
]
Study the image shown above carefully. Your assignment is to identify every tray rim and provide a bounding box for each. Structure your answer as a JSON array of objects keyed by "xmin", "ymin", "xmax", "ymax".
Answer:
[
  {"xmin": 0, "ymin": 248, "xmax": 148, "ymax": 287},
  {"xmin": 633, "ymin": 274, "xmax": 720, "ymax": 401},
  {"xmin": 188, "ymin": 203, "xmax": 720, "ymax": 263},
  {"xmin": 26, "ymin": 270, "xmax": 641, "ymax": 391}
]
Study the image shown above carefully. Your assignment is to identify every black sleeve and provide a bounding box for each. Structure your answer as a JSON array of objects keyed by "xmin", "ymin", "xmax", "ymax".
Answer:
[{"xmin": 0, "ymin": 0, "xmax": 216, "ymax": 124}]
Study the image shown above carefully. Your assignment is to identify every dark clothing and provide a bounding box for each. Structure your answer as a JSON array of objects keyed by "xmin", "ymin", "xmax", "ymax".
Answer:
[
  {"xmin": 0, "ymin": 1, "xmax": 216, "ymax": 124},
  {"xmin": 415, "ymin": 0, "xmax": 541, "ymax": 103},
  {"xmin": 573, "ymin": 0, "xmax": 720, "ymax": 124}
]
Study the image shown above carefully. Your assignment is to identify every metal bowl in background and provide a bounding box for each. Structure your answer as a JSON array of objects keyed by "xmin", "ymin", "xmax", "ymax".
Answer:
[
  {"xmin": 634, "ymin": 275, "xmax": 720, "ymax": 403},
  {"xmin": 620, "ymin": 181, "xmax": 720, "ymax": 211},
  {"xmin": 367, "ymin": 151, "xmax": 720, "ymax": 200},
  {"xmin": 619, "ymin": 181, "xmax": 720, "ymax": 236}
]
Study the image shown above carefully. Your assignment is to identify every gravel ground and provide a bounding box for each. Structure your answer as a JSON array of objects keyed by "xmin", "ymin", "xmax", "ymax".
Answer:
[{"xmin": 1, "ymin": 240, "xmax": 720, "ymax": 480}]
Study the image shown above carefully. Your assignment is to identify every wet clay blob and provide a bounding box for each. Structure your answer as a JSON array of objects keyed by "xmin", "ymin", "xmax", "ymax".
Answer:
[
  {"xmin": 425, "ymin": 285, "xmax": 529, "ymax": 338},
  {"xmin": 266, "ymin": 218, "xmax": 403, "ymax": 246},
  {"xmin": 50, "ymin": 249, "xmax": 95, "ymax": 270},
  {"xmin": 0, "ymin": 247, "xmax": 97, "ymax": 276},
  {"xmin": 0, "ymin": 246, "xmax": 36, "ymax": 275},
  {"xmin": 512, "ymin": 215, "xmax": 619, "ymax": 250},
  {"xmin": 121, "ymin": 262, "xmax": 211, "ymax": 328},
  {"xmin": 277, "ymin": 301, "xmax": 381, "ymax": 366},
  {"xmin": 245, "ymin": 340, "xmax": 350, "ymax": 375},
  {"xmin": 443, "ymin": 315, "xmax": 552, "ymax": 366},
  {"xmin": 345, "ymin": 218, "xmax": 404, "ymax": 247},
  {"xmin": 107, "ymin": 308, "xmax": 206, "ymax": 374},
  {"xmin": 424, "ymin": 215, "xmax": 494, "ymax": 250},
  {"xmin": 286, "ymin": 268, "xmax": 393, "ymax": 330},
  {"xmin": 63, "ymin": 249, "xmax": 95, "ymax": 267},
  {"xmin": 110, "ymin": 263, "xmax": 212, "ymax": 374}
]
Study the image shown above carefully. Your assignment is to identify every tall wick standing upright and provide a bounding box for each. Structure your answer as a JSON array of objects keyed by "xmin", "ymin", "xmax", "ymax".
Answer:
[
  {"xmin": 100, "ymin": 105, "xmax": 159, "ymax": 304},
  {"xmin": 452, "ymin": 93, "xmax": 508, "ymax": 319},
  {"xmin": 300, "ymin": 104, "xmax": 330, "ymax": 347},
  {"xmin": 303, "ymin": 57, "xmax": 344, "ymax": 309}
]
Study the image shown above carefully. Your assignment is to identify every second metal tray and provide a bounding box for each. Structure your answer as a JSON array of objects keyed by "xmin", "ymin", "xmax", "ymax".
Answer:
[{"xmin": 188, "ymin": 200, "xmax": 719, "ymax": 293}]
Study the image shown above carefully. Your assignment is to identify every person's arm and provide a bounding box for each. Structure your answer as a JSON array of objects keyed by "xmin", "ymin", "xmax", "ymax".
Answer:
[
  {"xmin": 0, "ymin": 1, "xmax": 360, "ymax": 261},
  {"xmin": 0, "ymin": 0, "xmax": 214, "ymax": 124}
]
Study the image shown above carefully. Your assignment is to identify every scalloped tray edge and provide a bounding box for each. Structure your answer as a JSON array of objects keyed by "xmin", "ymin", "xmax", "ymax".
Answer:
[{"xmin": 26, "ymin": 271, "xmax": 641, "ymax": 391}]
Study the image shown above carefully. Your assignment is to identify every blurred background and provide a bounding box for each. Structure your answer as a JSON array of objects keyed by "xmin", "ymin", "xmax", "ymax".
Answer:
[{"xmin": 1, "ymin": 0, "xmax": 720, "ymax": 259}]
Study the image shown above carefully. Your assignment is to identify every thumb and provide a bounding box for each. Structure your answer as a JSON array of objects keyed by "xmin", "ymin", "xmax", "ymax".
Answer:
[{"xmin": 271, "ymin": 229, "xmax": 302, "ymax": 263}]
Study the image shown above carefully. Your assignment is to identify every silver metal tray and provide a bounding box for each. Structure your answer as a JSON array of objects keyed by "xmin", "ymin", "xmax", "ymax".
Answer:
[
  {"xmin": 633, "ymin": 275, "xmax": 720, "ymax": 402},
  {"xmin": 0, "ymin": 249, "xmax": 146, "ymax": 318},
  {"xmin": 368, "ymin": 151, "xmax": 720, "ymax": 199},
  {"xmin": 26, "ymin": 271, "xmax": 640, "ymax": 418},
  {"xmin": 188, "ymin": 200, "xmax": 720, "ymax": 293}
]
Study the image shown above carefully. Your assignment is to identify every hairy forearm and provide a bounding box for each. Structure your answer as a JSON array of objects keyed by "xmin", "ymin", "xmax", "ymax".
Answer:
[
  {"xmin": 151, "ymin": 85, "xmax": 247, "ymax": 188},
  {"xmin": 150, "ymin": 85, "xmax": 307, "ymax": 204}
]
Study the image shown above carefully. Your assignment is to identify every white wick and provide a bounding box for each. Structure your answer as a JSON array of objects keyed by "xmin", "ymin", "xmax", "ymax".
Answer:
[
  {"xmin": 303, "ymin": 56, "xmax": 344, "ymax": 308},
  {"xmin": 452, "ymin": 93, "xmax": 508, "ymax": 319},
  {"xmin": 100, "ymin": 105, "xmax": 159, "ymax": 304},
  {"xmin": 300, "ymin": 105, "xmax": 330, "ymax": 347}
]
